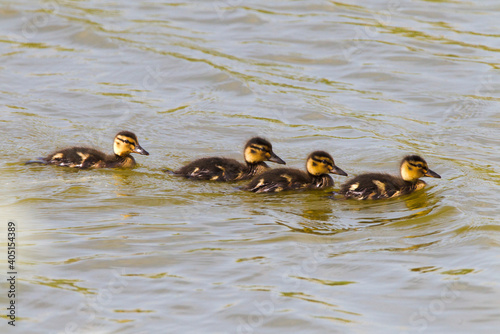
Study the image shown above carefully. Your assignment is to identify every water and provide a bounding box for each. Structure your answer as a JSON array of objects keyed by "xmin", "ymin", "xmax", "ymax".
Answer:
[{"xmin": 1, "ymin": 0, "xmax": 499, "ymax": 333}]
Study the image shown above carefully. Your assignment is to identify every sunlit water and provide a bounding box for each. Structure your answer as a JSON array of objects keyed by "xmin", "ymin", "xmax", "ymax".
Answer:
[{"xmin": 1, "ymin": 0, "xmax": 499, "ymax": 333}]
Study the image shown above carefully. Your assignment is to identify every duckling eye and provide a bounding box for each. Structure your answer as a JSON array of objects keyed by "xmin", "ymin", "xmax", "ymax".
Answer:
[
  {"xmin": 250, "ymin": 145, "xmax": 267, "ymax": 153},
  {"xmin": 118, "ymin": 137, "xmax": 135, "ymax": 145},
  {"xmin": 321, "ymin": 159, "xmax": 333, "ymax": 167}
]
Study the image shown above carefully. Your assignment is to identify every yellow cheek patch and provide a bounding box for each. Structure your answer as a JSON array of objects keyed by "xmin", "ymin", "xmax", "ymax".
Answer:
[
  {"xmin": 52, "ymin": 153, "xmax": 64, "ymax": 159},
  {"xmin": 245, "ymin": 147, "xmax": 266, "ymax": 163}
]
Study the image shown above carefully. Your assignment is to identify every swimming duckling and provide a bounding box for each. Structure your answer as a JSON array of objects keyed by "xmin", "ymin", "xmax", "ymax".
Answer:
[
  {"xmin": 28, "ymin": 131, "xmax": 149, "ymax": 168},
  {"xmin": 243, "ymin": 151, "xmax": 347, "ymax": 193},
  {"xmin": 339, "ymin": 155, "xmax": 441, "ymax": 200},
  {"xmin": 174, "ymin": 137, "xmax": 285, "ymax": 181}
]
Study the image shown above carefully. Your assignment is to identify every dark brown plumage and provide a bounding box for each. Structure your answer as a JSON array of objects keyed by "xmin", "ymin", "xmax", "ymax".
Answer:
[
  {"xmin": 174, "ymin": 137, "xmax": 285, "ymax": 181},
  {"xmin": 339, "ymin": 155, "xmax": 441, "ymax": 200},
  {"xmin": 243, "ymin": 151, "xmax": 347, "ymax": 193},
  {"xmin": 28, "ymin": 131, "xmax": 149, "ymax": 168}
]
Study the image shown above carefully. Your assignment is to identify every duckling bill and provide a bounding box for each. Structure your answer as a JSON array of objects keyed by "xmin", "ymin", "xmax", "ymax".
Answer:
[
  {"xmin": 243, "ymin": 151, "xmax": 347, "ymax": 193},
  {"xmin": 28, "ymin": 131, "xmax": 149, "ymax": 168},
  {"xmin": 339, "ymin": 155, "xmax": 440, "ymax": 200},
  {"xmin": 173, "ymin": 137, "xmax": 285, "ymax": 181}
]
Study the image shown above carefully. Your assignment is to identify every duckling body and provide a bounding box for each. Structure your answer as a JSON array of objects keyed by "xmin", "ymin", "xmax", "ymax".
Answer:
[
  {"xmin": 33, "ymin": 131, "xmax": 149, "ymax": 168},
  {"xmin": 175, "ymin": 157, "xmax": 268, "ymax": 182},
  {"xmin": 339, "ymin": 173, "xmax": 423, "ymax": 200},
  {"xmin": 339, "ymin": 155, "xmax": 440, "ymax": 200},
  {"xmin": 243, "ymin": 168, "xmax": 333, "ymax": 193},
  {"xmin": 174, "ymin": 137, "xmax": 285, "ymax": 181},
  {"xmin": 243, "ymin": 151, "xmax": 347, "ymax": 193}
]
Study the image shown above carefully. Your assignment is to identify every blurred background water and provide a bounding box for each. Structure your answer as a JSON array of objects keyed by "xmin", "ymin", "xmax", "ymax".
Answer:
[{"xmin": 0, "ymin": 0, "xmax": 499, "ymax": 333}]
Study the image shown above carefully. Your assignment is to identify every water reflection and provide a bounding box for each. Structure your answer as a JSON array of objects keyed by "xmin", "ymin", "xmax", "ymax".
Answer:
[
  {"xmin": 246, "ymin": 188, "xmax": 445, "ymax": 235},
  {"xmin": 2, "ymin": 0, "xmax": 500, "ymax": 332}
]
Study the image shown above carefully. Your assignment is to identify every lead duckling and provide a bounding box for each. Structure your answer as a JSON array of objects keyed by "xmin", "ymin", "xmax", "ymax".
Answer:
[
  {"xmin": 28, "ymin": 131, "xmax": 149, "ymax": 168},
  {"xmin": 243, "ymin": 151, "xmax": 347, "ymax": 193},
  {"xmin": 173, "ymin": 137, "xmax": 285, "ymax": 181},
  {"xmin": 339, "ymin": 155, "xmax": 441, "ymax": 200}
]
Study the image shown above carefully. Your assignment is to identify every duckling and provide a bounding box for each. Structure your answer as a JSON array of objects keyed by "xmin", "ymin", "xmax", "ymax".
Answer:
[
  {"xmin": 243, "ymin": 151, "xmax": 347, "ymax": 193},
  {"xmin": 339, "ymin": 155, "xmax": 441, "ymax": 200},
  {"xmin": 28, "ymin": 131, "xmax": 149, "ymax": 168},
  {"xmin": 173, "ymin": 137, "xmax": 285, "ymax": 181}
]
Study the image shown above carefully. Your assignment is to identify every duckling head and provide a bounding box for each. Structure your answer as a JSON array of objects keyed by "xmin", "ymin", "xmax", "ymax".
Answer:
[
  {"xmin": 400, "ymin": 155, "xmax": 440, "ymax": 182},
  {"xmin": 113, "ymin": 131, "xmax": 149, "ymax": 157},
  {"xmin": 306, "ymin": 151, "xmax": 348, "ymax": 176},
  {"xmin": 243, "ymin": 137, "xmax": 285, "ymax": 165}
]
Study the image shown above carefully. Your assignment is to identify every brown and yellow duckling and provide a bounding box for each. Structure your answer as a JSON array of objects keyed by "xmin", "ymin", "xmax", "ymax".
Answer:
[
  {"xmin": 173, "ymin": 137, "xmax": 285, "ymax": 181},
  {"xmin": 28, "ymin": 131, "xmax": 149, "ymax": 168},
  {"xmin": 339, "ymin": 155, "xmax": 441, "ymax": 200},
  {"xmin": 243, "ymin": 151, "xmax": 347, "ymax": 193}
]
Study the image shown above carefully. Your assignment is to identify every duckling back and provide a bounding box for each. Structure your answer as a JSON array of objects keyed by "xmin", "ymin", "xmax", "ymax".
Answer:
[
  {"xmin": 339, "ymin": 155, "xmax": 440, "ymax": 200},
  {"xmin": 243, "ymin": 168, "xmax": 334, "ymax": 193},
  {"xmin": 243, "ymin": 168, "xmax": 307, "ymax": 193},
  {"xmin": 29, "ymin": 131, "xmax": 148, "ymax": 169},
  {"xmin": 44, "ymin": 147, "xmax": 138, "ymax": 168},
  {"xmin": 45, "ymin": 147, "xmax": 108, "ymax": 168},
  {"xmin": 175, "ymin": 157, "xmax": 252, "ymax": 181},
  {"xmin": 173, "ymin": 137, "xmax": 285, "ymax": 182},
  {"xmin": 244, "ymin": 150, "xmax": 346, "ymax": 193},
  {"xmin": 339, "ymin": 173, "xmax": 421, "ymax": 200}
]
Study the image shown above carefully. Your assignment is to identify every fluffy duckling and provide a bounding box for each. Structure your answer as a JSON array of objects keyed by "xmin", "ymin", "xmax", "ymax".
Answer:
[
  {"xmin": 339, "ymin": 155, "xmax": 441, "ymax": 200},
  {"xmin": 29, "ymin": 131, "xmax": 149, "ymax": 168},
  {"xmin": 243, "ymin": 151, "xmax": 347, "ymax": 193},
  {"xmin": 174, "ymin": 137, "xmax": 285, "ymax": 181}
]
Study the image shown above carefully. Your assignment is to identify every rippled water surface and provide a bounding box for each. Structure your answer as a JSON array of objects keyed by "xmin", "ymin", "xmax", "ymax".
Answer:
[{"xmin": 1, "ymin": 0, "xmax": 500, "ymax": 333}]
